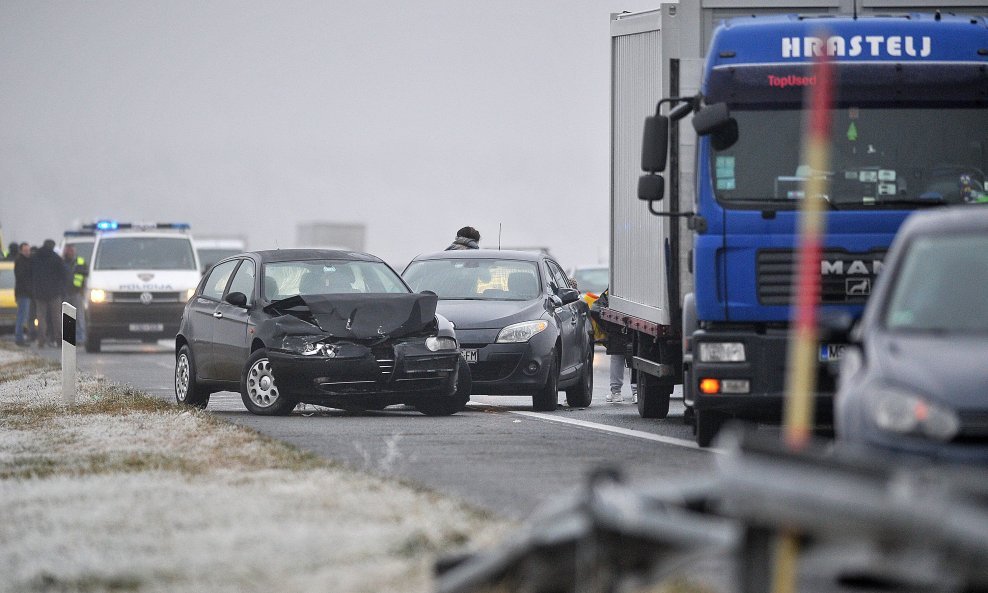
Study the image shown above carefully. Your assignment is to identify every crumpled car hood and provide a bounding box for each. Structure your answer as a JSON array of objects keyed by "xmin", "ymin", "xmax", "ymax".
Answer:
[{"xmin": 265, "ymin": 293, "xmax": 438, "ymax": 339}]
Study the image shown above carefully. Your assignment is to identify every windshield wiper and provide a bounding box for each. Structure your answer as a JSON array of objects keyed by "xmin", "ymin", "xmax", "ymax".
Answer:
[{"xmin": 727, "ymin": 196, "xmax": 840, "ymax": 211}]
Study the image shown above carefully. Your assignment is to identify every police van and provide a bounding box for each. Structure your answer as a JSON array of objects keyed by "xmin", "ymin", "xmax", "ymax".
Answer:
[{"xmin": 84, "ymin": 221, "xmax": 201, "ymax": 352}]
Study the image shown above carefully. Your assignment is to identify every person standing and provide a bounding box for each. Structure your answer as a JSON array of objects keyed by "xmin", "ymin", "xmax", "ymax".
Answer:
[
  {"xmin": 31, "ymin": 239, "xmax": 66, "ymax": 348},
  {"xmin": 444, "ymin": 226, "xmax": 480, "ymax": 250},
  {"xmin": 62, "ymin": 244, "xmax": 88, "ymax": 342},
  {"xmin": 13, "ymin": 242, "xmax": 32, "ymax": 346},
  {"xmin": 590, "ymin": 288, "xmax": 637, "ymax": 403},
  {"xmin": 5, "ymin": 242, "xmax": 18, "ymax": 261}
]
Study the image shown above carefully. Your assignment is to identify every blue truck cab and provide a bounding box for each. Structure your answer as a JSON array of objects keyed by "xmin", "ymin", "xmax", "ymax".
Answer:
[
  {"xmin": 610, "ymin": 8, "xmax": 988, "ymax": 446},
  {"xmin": 685, "ymin": 14, "xmax": 988, "ymax": 444}
]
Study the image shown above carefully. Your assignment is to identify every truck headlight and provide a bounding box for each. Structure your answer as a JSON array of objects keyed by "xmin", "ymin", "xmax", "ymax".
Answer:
[
  {"xmin": 871, "ymin": 388, "xmax": 959, "ymax": 441},
  {"xmin": 698, "ymin": 342, "xmax": 746, "ymax": 362},
  {"xmin": 496, "ymin": 320, "xmax": 549, "ymax": 343},
  {"xmin": 89, "ymin": 289, "xmax": 109, "ymax": 304},
  {"xmin": 425, "ymin": 336, "xmax": 457, "ymax": 351}
]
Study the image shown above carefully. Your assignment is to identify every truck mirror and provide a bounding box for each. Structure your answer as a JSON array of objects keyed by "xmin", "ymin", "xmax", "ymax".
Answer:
[
  {"xmin": 641, "ymin": 115, "xmax": 668, "ymax": 173},
  {"xmin": 638, "ymin": 174, "xmax": 665, "ymax": 201},
  {"xmin": 692, "ymin": 103, "xmax": 731, "ymax": 136}
]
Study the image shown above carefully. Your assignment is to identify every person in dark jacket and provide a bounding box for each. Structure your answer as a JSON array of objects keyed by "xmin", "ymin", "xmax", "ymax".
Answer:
[
  {"xmin": 5, "ymin": 242, "xmax": 17, "ymax": 261},
  {"xmin": 444, "ymin": 226, "xmax": 481, "ymax": 250},
  {"xmin": 13, "ymin": 242, "xmax": 32, "ymax": 346},
  {"xmin": 31, "ymin": 239, "xmax": 66, "ymax": 348},
  {"xmin": 590, "ymin": 288, "xmax": 637, "ymax": 403}
]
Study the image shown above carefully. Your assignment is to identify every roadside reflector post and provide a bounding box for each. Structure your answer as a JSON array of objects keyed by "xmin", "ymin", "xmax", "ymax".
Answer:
[{"xmin": 62, "ymin": 302, "xmax": 77, "ymax": 405}]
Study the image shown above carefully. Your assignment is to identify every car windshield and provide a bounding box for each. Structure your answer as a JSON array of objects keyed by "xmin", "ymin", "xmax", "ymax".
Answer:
[
  {"xmin": 403, "ymin": 259, "xmax": 542, "ymax": 301},
  {"xmin": 573, "ymin": 267, "xmax": 608, "ymax": 295},
  {"xmin": 94, "ymin": 237, "xmax": 197, "ymax": 270},
  {"xmin": 263, "ymin": 260, "xmax": 408, "ymax": 300},
  {"xmin": 712, "ymin": 107, "xmax": 988, "ymax": 209},
  {"xmin": 884, "ymin": 234, "xmax": 988, "ymax": 333}
]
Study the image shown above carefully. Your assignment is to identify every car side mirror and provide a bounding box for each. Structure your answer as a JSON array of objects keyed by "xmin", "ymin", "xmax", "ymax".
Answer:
[
  {"xmin": 557, "ymin": 287, "xmax": 580, "ymax": 305},
  {"xmin": 549, "ymin": 294, "xmax": 563, "ymax": 308},
  {"xmin": 225, "ymin": 291, "xmax": 248, "ymax": 308}
]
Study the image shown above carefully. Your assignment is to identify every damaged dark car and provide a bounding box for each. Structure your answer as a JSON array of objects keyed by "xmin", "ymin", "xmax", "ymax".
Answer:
[{"xmin": 174, "ymin": 249, "xmax": 469, "ymax": 416}]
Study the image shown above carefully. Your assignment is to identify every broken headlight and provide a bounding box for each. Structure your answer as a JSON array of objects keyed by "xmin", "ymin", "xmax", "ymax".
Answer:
[
  {"xmin": 282, "ymin": 336, "xmax": 339, "ymax": 358},
  {"xmin": 425, "ymin": 336, "xmax": 457, "ymax": 351}
]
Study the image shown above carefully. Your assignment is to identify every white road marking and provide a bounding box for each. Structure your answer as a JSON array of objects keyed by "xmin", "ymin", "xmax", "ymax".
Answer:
[{"xmin": 511, "ymin": 411, "xmax": 718, "ymax": 453}]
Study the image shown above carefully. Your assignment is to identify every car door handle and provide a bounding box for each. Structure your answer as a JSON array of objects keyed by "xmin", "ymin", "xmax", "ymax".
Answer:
[{"xmin": 213, "ymin": 311, "xmax": 223, "ymax": 318}]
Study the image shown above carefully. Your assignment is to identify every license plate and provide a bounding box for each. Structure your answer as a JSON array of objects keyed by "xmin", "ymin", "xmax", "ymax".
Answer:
[
  {"xmin": 129, "ymin": 323, "xmax": 163, "ymax": 332},
  {"xmin": 819, "ymin": 343, "xmax": 845, "ymax": 362},
  {"xmin": 462, "ymin": 349, "xmax": 478, "ymax": 363}
]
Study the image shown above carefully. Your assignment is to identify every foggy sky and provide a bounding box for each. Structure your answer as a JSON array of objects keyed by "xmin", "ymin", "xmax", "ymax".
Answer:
[{"xmin": 1, "ymin": 0, "xmax": 659, "ymax": 270}]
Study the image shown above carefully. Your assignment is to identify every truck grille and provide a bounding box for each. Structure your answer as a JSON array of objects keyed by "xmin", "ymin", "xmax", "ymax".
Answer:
[{"xmin": 757, "ymin": 249, "xmax": 886, "ymax": 306}]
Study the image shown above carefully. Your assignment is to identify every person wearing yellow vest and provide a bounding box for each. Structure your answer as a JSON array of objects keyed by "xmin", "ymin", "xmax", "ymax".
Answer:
[{"xmin": 62, "ymin": 244, "xmax": 88, "ymax": 342}]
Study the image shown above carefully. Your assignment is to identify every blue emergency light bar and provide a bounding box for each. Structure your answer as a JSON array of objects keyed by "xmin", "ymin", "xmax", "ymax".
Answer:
[{"xmin": 81, "ymin": 221, "xmax": 191, "ymax": 232}]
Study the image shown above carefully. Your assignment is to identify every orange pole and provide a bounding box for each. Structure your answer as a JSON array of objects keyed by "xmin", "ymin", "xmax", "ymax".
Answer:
[{"xmin": 774, "ymin": 39, "xmax": 835, "ymax": 593}]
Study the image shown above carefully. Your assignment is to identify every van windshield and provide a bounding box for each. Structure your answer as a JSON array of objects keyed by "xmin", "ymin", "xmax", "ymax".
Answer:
[{"xmin": 94, "ymin": 237, "xmax": 197, "ymax": 271}]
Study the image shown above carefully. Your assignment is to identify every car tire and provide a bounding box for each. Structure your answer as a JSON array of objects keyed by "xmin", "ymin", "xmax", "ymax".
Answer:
[
  {"xmin": 636, "ymin": 371, "xmax": 671, "ymax": 419},
  {"xmin": 564, "ymin": 348, "xmax": 593, "ymax": 408},
  {"xmin": 84, "ymin": 334, "xmax": 101, "ymax": 353},
  {"xmin": 532, "ymin": 350, "xmax": 558, "ymax": 411},
  {"xmin": 696, "ymin": 409, "xmax": 727, "ymax": 447},
  {"xmin": 175, "ymin": 345, "xmax": 210, "ymax": 409},
  {"xmin": 241, "ymin": 349, "xmax": 297, "ymax": 416}
]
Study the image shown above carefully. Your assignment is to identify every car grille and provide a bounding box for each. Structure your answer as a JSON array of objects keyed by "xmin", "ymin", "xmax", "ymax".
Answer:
[
  {"xmin": 470, "ymin": 356, "xmax": 522, "ymax": 382},
  {"xmin": 372, "ymin": 345, "xmax": 395, "ymax": 377},
  {"xmin": 111, "ymin": 291, "xmax": 182, "ymax": 303},
  {"xmin": 757, "ymin": 249, "xmax": 886, "ymax": 306},
  {"xmin": 955, "ymin": 411, "xmax": 988, "ymax": 443}
]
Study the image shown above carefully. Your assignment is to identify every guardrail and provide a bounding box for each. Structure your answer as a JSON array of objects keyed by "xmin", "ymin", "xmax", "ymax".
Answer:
[{"xmin": 436, "ymin": 429, "xmax": 988, "ymax": 593}]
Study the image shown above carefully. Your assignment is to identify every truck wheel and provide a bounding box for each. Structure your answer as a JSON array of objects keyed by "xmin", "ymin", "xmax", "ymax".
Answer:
[
  {"xmin": 636, "ymin": 371, "xmax": 671, "ymax": 419},
  {"xmin": 532, "ymin": 351, "xmax": 558, "ymax": 411},
  {"xmin": 564, "ymin": 348, "xmax": 593, "ymax": 408},
  {"xmin": 84, "ymin": 334, "xmax": 101, "ymax": 353},
  {"xmin": 696, "ymin": 409, "xmax": 727, "ymax": 447},
  {"xmin": 175, "ymin": 345, "xmax": 210, "ymax": 409}
]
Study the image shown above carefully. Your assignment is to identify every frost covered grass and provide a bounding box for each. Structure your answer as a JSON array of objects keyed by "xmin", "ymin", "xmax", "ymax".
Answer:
[{"xmin": 0, "ymin": 344, "xmax": 510, "ymax": 593}]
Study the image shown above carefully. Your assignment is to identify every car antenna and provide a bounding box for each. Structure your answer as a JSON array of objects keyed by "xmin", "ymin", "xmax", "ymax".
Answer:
[{"xmin": 498, "ymin": 223, "xmax": 502, "ymax": 250}]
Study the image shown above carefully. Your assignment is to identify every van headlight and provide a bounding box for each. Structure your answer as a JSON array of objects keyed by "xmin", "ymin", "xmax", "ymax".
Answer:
[
  {"xmin": 425, "ymin": 336, "xmax": 457, "ymax": 351},
  {"xmin": 89, "ymin": 289, "xmax": 109, "ymax": 304},
  {"xmin": 698, "ymin": 342, "xmax": 746, "ymax": 362},
  {"xmin": 496, "ymin": 320, "xmax": 549, "ymax": 343},
  {"xmin": 871, "ymin": 387, "xmax": 959, "ymax": 441},
  {"xmin": 183, "ymin": 288, "xmax": 196, "ymax": 302}
]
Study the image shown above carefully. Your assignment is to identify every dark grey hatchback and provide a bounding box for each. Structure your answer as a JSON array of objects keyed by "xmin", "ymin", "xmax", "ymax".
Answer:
[
  {"xmin": 175, "ymin": 249, "xmax": 468, "ymax": 416},
  {"xmin": 834, "ymin": 206, "xmax": 988, "ymax": 464},
  {"xmin": 403, "ymin": 249, "xmax": 594, "ymax": 411}
]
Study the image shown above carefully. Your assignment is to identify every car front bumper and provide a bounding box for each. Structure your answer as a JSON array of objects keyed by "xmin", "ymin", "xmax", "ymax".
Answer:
[
  {"xmin": 86, "ymin": 302, "xmax": 184, "ymax": 338},
  {"xmin": 456, "ymin": 328, "xmax": 555, "ymax": 395},
  {"xmin": 267, "ymin": 344, "xmax": 460, "ymax": 405}
]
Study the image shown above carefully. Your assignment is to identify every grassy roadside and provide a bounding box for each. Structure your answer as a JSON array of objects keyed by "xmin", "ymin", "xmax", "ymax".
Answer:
[{"xmin": 0, "ymin": 343, "xmax": 510, "ymax": 593}]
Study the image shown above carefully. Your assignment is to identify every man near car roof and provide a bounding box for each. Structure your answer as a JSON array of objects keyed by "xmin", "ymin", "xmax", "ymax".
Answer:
[
  {"xmin": 444, "ymin": 226, "xmax": 481, "ymax": 251},
  {"xmin": 13, "ymin": 242, "xmax": 32, "ymax": 346}
]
